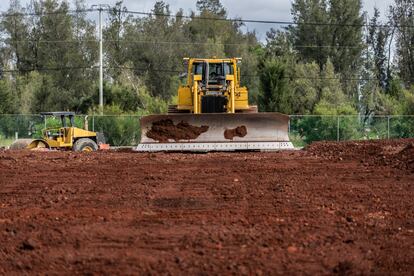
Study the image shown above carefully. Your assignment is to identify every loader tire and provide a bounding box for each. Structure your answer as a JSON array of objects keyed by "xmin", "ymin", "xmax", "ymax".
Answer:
[{"xmin": 73, "ymin": 138, "xmax": 98, "ymax": 152}]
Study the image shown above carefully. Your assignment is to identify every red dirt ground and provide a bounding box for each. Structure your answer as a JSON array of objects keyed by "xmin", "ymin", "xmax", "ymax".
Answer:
[{"xmin": 0, "ymin": 139, "xmax": 413, "ymax": 274}]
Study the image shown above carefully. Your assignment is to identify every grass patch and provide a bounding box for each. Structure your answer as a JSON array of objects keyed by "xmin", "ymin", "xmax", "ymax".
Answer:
[
  {"xmin": 0, "ymin": 136, "xmax": 15, "ymax": 147},
  {"xmin": 289, "ymin": 133, "xmax": 307, "ymax": 148}
]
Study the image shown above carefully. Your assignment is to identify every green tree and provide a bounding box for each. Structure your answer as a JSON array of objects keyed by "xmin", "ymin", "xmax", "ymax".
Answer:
[
  {"xmin": 359, "ymin": 9, "xmax": 391, "ymax": 118},
  {"xmin": 389, "ymin": 0, "xmax": 414, "ymax": 86},
  {"xmin": 103, "ymin": 1, "xmax": 132, "ymax": 79},
  {"xmin": 290, "ymin": 62, "xmax": 320, "ymax": 114},
  {"xmin": 33, "ymin": 0, "xmax": 97, "ymax": 112},
  {"xmin": 1, "ymin": 0, "xmax": 97, "ymax": 113},
  {"xmin": 0, "ymin": 79, "xmax": 18, "ymax": 113},
  {"xmin": 196, "ymin": 0, "xmax": 226, "ymax": 16},
  {"xmin": 1, "ymin": 0, "xmax": 33, "ymax": 72},
  {"xmin": 328, "ymin": 0, "xmax": 364, "ymax": 77},
  {"xmin": 367, "ymin": 8, "xmax": 391, "ymax": 90},
  {"xmin": 258, "ymin": 58, "xmax": 292, "ymax": 113},
  {"xmin": 290, "ymin": 0, "xmax": 364, "ymax": 100},
  {"xmin": 118, "ymin": 1, "xmax": 185, "ymax": 99},
  {"xmin": 290, "ymin": 0, "xmax": 330, "ymax": 69},
  {"xmin": 291, "ymin": 0, "xmax": 364, "ymax": 73},
  {"xmin": 403, "ymin": 88, "xmax": 414, "ymax": 115}
]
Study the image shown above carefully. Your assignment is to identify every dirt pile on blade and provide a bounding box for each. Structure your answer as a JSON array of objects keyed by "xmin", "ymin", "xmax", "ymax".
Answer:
[
  {"xmin": 146, "ymin": 119, "xmax": 209, "ymax": 142},
  {"xmin": 224, "ymin": 126, "xmax": 247, "ymax": 140},
  {"xmin": 306, "ymin": 139, "xmax": 414, "ymax": 172}
]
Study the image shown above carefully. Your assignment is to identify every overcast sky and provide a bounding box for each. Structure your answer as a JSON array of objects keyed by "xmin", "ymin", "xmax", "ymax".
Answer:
[{"xmin": 0, "ymin": 0, "xmax": 394, "ymax": 40}]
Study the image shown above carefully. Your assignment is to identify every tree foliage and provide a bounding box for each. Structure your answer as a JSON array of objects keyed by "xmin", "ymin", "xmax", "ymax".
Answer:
[
  {"xmin": 0, "ymin": 0, "xmax": 412, "ymax": 127},
  {"xmin": 389, "ymin": 0, "xmax": 414, "ymax": 86},
  {"xmin": 258, "ymin": 58, "xmax": 291, "ymax": 113}
]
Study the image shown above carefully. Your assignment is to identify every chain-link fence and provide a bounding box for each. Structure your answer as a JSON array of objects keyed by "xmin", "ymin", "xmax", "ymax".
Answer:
[
  {"xmin": 1, "ymin": 114, "xmax": 413, "ymax": 148},
  {"xmin": 0, "ymin": 114, "xmax": 142, "ymax": 147},
  {"xmin": 88, "ymin": 115, "xmax": 141, "ymax": 146},
  {"xmin": 289, "ymin": 115, "xmax": 414, "ymax": 147}
]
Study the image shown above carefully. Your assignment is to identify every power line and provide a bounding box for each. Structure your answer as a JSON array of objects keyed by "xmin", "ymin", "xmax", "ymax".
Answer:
[
  {"xmin": 0, "ymin": 8, "xmax": 412, "ymax": 29},
  {"xmin": 112, "ymin": 40, "xmax": 366, "ymax": 49},
  {"xmin": 0, "ymin": 9, "xmax": 94, "ymax": 18},
  {"xmin": 121, "ymin": 10, "xmax": 414, "ymax": 29},
  {"xmin": 110, "ymin": 66, "xmax": 366, "ymax": 81},
  {"xmin": 0, "ymin": 38, "xmax": 366, "ymax": 49},
  {"xmin": 0, "ymin": 39, "xmax": 97, "ymax": 44},
  {"xmin": 1, "ymin": 65, "xmax": 377, "ymax": 81},
  {"xmin": 1, "ymin": 66, "xmax": 95, "ymax": 73}
]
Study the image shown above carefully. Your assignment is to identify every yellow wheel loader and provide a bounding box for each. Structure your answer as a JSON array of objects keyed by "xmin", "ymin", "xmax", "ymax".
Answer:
[
  {"xmin": 136, "ymin": 57, "xmax": 293, "ymax": 152},
  {"xmin": 10, "ymin": 112, "xmax": 106, "ymax": 151}
]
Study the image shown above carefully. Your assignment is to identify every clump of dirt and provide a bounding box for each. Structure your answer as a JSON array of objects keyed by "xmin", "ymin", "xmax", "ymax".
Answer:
[
  {"xmin": 332, "ymin": 261, "xmax": 353, "ymax": 275},
  {"xmin": 224, "ymin": 126, "xmax": 247, "ymax": 140},
  {"xmin": 146, "ymin": 119, "xmax": 209, "ymax": 142},
  {"xmin": 20, "ymin": 239, "xmax": 37, "ymax": 251}
]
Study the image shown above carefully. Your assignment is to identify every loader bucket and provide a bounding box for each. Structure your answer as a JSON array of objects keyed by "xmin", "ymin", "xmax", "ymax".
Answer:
[{"xmin": 135, "ymin": 113, "xmax": 294, "ymax": 152}]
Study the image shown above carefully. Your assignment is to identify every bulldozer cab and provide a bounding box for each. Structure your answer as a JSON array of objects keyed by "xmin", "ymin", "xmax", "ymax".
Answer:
[
  {"xmin": 177, "ymin": 58, "xmax": 244, "ymax": 114},
  {"xmin": 190, "ymin": 59, "xmax": 235, "ymax": 88},
  {"xmin": 40, "ymin": 112, "xmax": 75, "ymax": 126}
]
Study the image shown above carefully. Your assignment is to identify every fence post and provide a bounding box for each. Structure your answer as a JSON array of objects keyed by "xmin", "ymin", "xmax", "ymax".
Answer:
[
  {"xmin": 92, "ymin": 114, "xmax": 95, "ymax": 132},
  {"xmin": 387, "ymin": 115, "xmax": 390, "ymax": 139},
  {"xmin": 337, "ymin": 116, "xmax": 340, "ymax": 142},
  {"xmin": 84, "ymin": 115, "xmax": 89, "ymax": 131},
  {"xmin": 288, "ymin": 116, "xmax": 291, "ymax": 135}
]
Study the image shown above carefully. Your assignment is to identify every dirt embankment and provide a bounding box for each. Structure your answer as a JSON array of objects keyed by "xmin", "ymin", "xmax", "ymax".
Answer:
[
  {"xmin": 306, "ymin": 139, "xmax": 414, "ymax": 172},
  {"xmin": 0, "ymin": 139, "xmax": 413, "ymax": 274}
]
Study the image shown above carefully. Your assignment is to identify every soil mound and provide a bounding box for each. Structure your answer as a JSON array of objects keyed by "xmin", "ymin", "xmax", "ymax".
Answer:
[
  {"xmin": 387, "ymin": 142, "xmax": 414, "ymax": 171},
  {"xmin": 306, "ymin": 140, "xmax": 382, "ymax": 159},
  {"xmin": 306, "ymin": 139, "xmax": 414, "ymax": 172},
  {"xmin": 146, "ymin": 119, "xmax": 209, "ymax": 142},
  {"xmin": 224, "ymin": 126, "xmax": 247, "ymax": 140}
]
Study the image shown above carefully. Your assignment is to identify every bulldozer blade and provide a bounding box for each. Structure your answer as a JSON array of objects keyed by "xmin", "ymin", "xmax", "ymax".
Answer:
[{"xmin": 135, "ymin": 113, "xmax": 294, "ymax": 152}]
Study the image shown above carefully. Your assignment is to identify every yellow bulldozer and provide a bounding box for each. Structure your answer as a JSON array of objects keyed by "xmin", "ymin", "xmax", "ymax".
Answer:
[
  {"xmin": 136, "ymin": 57, "xmax": 293, "ymax": 152},
  {"xmin": 10, "ymin": 112, "xmax": 106, "ymax": 151}
]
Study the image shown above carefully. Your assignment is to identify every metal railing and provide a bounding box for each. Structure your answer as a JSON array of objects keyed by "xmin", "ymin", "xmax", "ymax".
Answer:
[{"xmin": 0, "ymin": 114, "xmax": 413, "ymax": 148}]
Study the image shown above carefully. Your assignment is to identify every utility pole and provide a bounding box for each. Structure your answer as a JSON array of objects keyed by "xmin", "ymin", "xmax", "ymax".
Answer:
[{"xmin": 91, "ymin": 4, "xmax": 110, "ymax": 115}]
